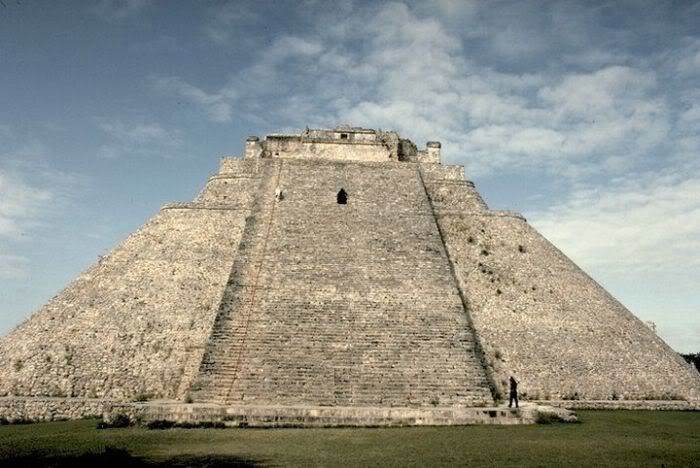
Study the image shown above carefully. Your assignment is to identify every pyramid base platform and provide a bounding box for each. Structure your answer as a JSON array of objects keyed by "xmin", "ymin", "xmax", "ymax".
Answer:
[{"xmin": 104, "ymin": 400, "xmax": 575, "ymax": 427}]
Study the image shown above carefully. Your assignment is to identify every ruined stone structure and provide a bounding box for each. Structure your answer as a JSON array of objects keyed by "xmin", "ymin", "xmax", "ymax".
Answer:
[{"xmin": 1, "ymin": 126, "xmax": 698, "ymax": 426}]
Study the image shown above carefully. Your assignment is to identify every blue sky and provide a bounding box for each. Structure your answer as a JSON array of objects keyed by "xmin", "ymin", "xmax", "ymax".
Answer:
[{"xmin": 1, "ymin": 0, "xmax": 699, "ymax": 352}]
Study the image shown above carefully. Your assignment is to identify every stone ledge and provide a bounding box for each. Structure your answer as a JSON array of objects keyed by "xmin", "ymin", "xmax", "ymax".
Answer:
[
  {"xmin": 103, "ymin": 401, "xmax": 571, "ymax": 427},
  {"xmin": 437, "ymin": 210, "xmax": 527, "ymax": 221},
  {"xmin": 426, "ymin": 180, "xmax": 477, "ymax": 188},
  {"xmin": 536, "ymin": 400, "xmax": 700, "ymax": 411},
  {"xmin": 0, "ymin": 397, "xmax": 120, "ymax": 423},
  {"xmin": 207, "ymin": 174, "xmax": 261, "ymax": 182},
  {"xmin": 161, "ymin": 202, "xmax": 247, "ymax": 211}
]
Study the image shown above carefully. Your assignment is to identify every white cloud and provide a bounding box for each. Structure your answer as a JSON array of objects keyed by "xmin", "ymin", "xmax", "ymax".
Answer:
[
  {"xmin": 0, "ymin": 143, "xmax": 59, "ymax": 238},
  {"xmin": 429, "ymin": 0, "xmax": 479, "ymax": 23},
  {"xmin": 98, "ymin": 120, "xmax": 180, "ymax": 145},
  {"xmin": 203, "ymin": 3, "xmax": 261, "ymax": 45},
  {"xmin": 94, "ymin": 0, "xmax": 152, "ymax": 20},
  {"xmin": 675, "ymin": 38, "xmax": 700, "ymax": 76},
  {"xmin": 0, "ymin": 143, "xmax": 82, "ymax": 278},
  {"xmin": 183, "ymin": 3, "xmax": 666, "ymax": 179},
  {"xmin": 272, "ymin": 36, "xmax": 324, "ymax": 58},
  {"xmin": 130, "ymin": 36, "xmax": 181, "ymax": 54},
  {"xmin": 0, "ymin": 254, "xmax": 29, "ymax": 280},
  {"xmin": 658, "ymin": 323, "xmax": 700, "ymax": 354},
  {"xmin": 0, "ymin": 124, "xmax": 12, "ymax": 140},
  {"xmin": 293, "ymin": 5, "xmax": 663, "ymax": 178},
  {"xmin": 96, "ymin": 119, "xmax": 182, "ymax": 158},
  {"xmin": 530, "ymin": 168, "xmax": 700, "ymax": 274},
  {"xmin": 150, "ymin": 76, "xmax": 232, "ymax": 123},
  {"xmin": 156, "ymin": 1, "xmax": 679, "ymax": 183},
  {"xmin": 674, "ymin": 95, "xmax": 700, "ymax": 167},
  {"xmin": 0, "ymin": 168, "xmax": 52, "ymax": 238}
]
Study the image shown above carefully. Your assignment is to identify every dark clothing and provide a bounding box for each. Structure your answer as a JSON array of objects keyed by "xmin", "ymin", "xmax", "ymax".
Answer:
[
  {"xmin": 508, "ymin": 377, "xmax": 519, "ymax": 408},
  {"xmin": 509, "ymin": 392, "xmax": 519, "ymax": 408}
]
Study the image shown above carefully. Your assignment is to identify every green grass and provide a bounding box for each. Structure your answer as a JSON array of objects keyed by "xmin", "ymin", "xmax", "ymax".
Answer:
[{"xmin": 0, "ymin": 411, "xmax": 699, "ymax": 467}]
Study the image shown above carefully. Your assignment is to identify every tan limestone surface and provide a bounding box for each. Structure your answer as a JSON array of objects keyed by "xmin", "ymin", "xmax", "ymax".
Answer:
[
  {"xmin": 425, "ymin": 178, "xmax": 700, "ymax": 401},
  {"xmin": 0, "ymin": 207, "xmax": 247, "ymax": 400},
  {"xmin": 1, "ymin": 126, "xmax": 699, "ymax": 425},
  {"xmin": 191, "ymin": 158, "xmax": 493, "ymax": 408}
]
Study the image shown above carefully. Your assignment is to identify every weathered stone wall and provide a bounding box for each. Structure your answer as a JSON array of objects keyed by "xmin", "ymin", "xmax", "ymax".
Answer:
[
  {"xmin": 219, "ymin": 157, "xmax": 249, "ymax": 173},
  {"xmin": 0, "ymin": 397, "xmax": 112, "ymax": 422},
  {"xmin": 247, "ymin": 127, "xmax": 440, "ymax": 164},
  {"xmin": 421, "ymin": 163, "xmax": 465, "ymax": 181},
  {"xmin": 266, "ymin": 140, "xmax": 394, "ymax": 162},
  {"xmin": 104, "ymin": 401, "xmax": 545, "ymax": 427},
  {"xmin": 304, "ymin": 128, "xmax": 383, "ymax": 142},
  {"xmin": 0, "ymin": 203, "xmax": 250, "ymax": 401},
  {"xmin": 191, "ymin": 158, "xmax": 493, "ymax": 408},
  {"xmin": 426, "ymin": 176, "xmax": 700, "ymax": 401},
  {"xmin": 539, "ymin": 399, "xmax": 700, "ymax": 411},
  {"xmin": 218, "ymin": 158, "xmax": 268, "ymax": 177},
  {"xmin": 193, "ymin": 175, "xmax": 258, "ymax": 208}
]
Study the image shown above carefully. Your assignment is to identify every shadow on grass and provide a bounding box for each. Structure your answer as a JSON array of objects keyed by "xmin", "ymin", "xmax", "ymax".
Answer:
[{"xmin": 1, "ymin": 446, "xmax": 269, "ymax": 467}]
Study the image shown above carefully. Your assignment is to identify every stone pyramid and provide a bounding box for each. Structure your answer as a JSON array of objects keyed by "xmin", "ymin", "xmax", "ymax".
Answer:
[{"xmin": 1, "ymin": 126, "xmax": 698, "ymax": 425}]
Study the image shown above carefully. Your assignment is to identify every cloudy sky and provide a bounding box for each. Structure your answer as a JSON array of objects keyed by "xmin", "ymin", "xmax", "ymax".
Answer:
[{"xmin": 1, "ymin": 0, "xmax": 699, "ymax": 352}]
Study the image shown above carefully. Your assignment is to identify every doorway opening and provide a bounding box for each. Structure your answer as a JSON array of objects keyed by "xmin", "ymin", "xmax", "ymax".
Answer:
[{"xmin": 337, "ymin": 189, "xmax": 348, "ymax": 205}]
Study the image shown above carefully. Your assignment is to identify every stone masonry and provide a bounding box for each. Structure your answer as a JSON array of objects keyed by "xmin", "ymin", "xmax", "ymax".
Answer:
[
  {"xmin": 190, "ymin": 157, "xmax": 492, "ymax": 408},
  {"xmin": 1, "ymin": 125, "xmax": 698, "ymax": 424}
]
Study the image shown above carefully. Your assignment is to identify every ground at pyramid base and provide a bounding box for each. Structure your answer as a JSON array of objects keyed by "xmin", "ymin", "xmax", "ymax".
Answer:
[{"xmin": 1, "ymin": 126, "xmax": 699, "ymax": 426}]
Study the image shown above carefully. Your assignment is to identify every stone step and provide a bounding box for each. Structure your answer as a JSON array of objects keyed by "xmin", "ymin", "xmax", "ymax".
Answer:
[
  {"xmin": 107, "ymin": 401, "xmax": 547, "ymax": 427},
  {"xmin": 190, "ymin": 160, "xmax": 494, "ymax": 407}
]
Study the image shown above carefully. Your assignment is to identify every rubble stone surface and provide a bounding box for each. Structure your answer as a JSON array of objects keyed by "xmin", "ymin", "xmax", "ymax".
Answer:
[{"xmin": 1, "ymin": 126, "xmax": 698, "ymax": 424}]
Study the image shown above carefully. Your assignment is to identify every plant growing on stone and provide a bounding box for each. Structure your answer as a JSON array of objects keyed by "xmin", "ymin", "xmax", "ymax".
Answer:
[
  {"xmin": 97, "ymin": 413, "xmax": 130, "ymax": 429},
  {"xmin": 146, "ymin": 419, "xmax": 176, "ymax": 430},
  {"xmin": 535, "ymin": 412, "xmax": 559, "ymax": 424},
  {"xmin": 493, "ymin": 387, "xmax": 503, "ymax": 402},
  {"xmin": 133, "ymin": 392, "xmax": 154, "ymax": 402}
]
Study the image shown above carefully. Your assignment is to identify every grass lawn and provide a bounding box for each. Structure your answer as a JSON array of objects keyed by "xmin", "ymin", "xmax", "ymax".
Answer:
[{"xmin": 0, "ymin": 410, "xmax": 699, "ymax": 467}]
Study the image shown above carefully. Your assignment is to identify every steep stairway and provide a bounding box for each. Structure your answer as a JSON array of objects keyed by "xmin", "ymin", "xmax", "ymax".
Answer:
[
  {"xmin": 191, "ymin": 160, "xmax": 282, "ymax": 402},
  {"xmin": 192, "ymin": 159, "xmax": 494, "ymax": 407}
]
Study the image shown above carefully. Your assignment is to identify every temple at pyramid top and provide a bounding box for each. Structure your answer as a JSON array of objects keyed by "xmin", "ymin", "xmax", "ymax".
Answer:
[{"xmin": 244, "ymin": 125, "xmax": 442, "ymax": 163}]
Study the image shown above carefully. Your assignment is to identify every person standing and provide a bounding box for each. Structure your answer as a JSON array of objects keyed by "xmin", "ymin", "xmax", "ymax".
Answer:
[{"xmin": 508, "ymin": 376, "xmax": 519, "ymax": 408}]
